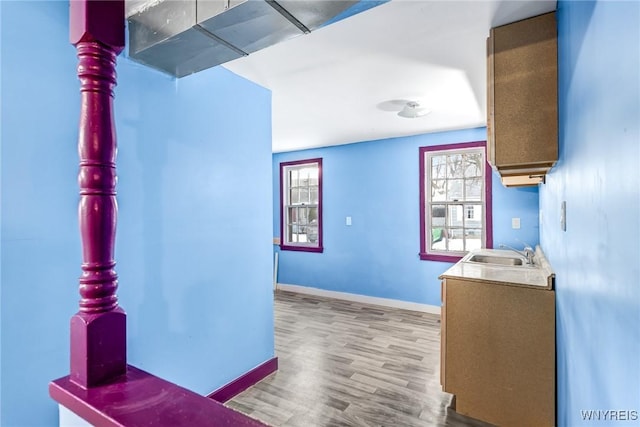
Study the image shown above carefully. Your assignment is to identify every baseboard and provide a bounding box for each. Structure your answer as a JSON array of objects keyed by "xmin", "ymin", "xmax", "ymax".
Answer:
[
  {"xmin": 276, "ymin": 283, "xmax": 441, "ymax": 315},
  {"xmin": 207, "ymin": 357, "xmax": 278, "ymax": 403}
]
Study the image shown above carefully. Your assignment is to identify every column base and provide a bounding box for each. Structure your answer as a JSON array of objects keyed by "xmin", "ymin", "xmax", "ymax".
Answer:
[{"xmin": 70, "ymin": 307, "xmax": 126, "ymax": 388}]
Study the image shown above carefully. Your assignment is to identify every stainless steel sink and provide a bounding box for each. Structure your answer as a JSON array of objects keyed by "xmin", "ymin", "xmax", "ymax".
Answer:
[
  {"xmin": 461, "ymin": 249, "xmax": 538, "ymax": 268},
  {"xmin": 466, "ymin": 254, "xmax": 525, "ymax": 266}
]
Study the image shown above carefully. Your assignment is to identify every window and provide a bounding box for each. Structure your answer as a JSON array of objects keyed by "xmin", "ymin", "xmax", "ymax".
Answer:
[
  {"xmin": 280, "ymin": 158, "xmax": 323, "ymax": 252},
  {"xmin": 419, "ymin": 142, "xmax": 492, "ymax": 262}
]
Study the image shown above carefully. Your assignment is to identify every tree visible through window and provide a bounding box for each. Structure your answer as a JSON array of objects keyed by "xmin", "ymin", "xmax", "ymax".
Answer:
[
  {"xmin": 280, "ymin": 158, "xmax": 323, "ymax": 252},
  {"xmin": 419, "ymin": 142, "xmax": 492, "ymax": 262}
]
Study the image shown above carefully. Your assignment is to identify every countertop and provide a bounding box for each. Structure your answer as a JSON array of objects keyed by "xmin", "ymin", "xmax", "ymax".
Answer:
[{"xmin": 439, "ymin": 246, "xmax": 555, "ymax": 290}]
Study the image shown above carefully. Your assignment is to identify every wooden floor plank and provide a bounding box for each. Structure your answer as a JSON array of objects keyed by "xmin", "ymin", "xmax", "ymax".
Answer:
[{"xmin": 227, "ymin": 290, "xmax": 493, "ymax": 427}]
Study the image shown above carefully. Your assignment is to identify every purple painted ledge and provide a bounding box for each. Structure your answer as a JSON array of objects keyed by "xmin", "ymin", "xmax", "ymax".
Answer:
[
  {"xmin": 50, "ymin": 365, "xmax": 269, "ymax": 427},
  {"xmin": 208, "ymin": 357, "xmax": 278, "ymax": 403}
]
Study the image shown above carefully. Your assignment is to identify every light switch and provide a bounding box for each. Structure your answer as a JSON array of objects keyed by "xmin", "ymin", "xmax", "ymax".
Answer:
[
  {"xmin": 512, "ymin": 217, "xmax": 521, "ymax": 229},
  {"xmin": 561, "ymin": 201, "xmax": 566, "ymax": 231},
  {"xmin": 346, "ymin": 216, "xmax": 352, "ymax": 226}
]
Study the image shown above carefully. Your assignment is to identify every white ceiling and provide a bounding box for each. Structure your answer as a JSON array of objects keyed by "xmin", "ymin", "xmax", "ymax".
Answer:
[{"xmin": 223, "ymin": 0, "xmax": 556, "ymax": 153}]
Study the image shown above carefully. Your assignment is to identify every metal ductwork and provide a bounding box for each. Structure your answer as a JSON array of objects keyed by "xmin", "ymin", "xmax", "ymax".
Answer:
[{"xmin": 127, "ymin": 0, "xmax": 358, "ymax": 78}]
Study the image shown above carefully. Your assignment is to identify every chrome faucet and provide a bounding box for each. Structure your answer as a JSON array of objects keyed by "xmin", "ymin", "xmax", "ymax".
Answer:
[{"xmin": 499, "ymin": 244, "xmax": 535, "ymax": 265}]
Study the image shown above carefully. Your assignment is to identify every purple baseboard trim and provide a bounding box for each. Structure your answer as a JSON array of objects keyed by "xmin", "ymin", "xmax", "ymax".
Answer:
[
  {"xmin": 50, "ymin": 365, "xmax": 268, "ymax": 426},
  {"xmin": 208, "ymin": 357, "xmax": 278, "ymax": 403}
]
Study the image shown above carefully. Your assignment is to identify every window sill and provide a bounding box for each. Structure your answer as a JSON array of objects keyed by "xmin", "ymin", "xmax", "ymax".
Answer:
[
  {"xmin": 280, "ymin": 244, "xmax": 324, "ymax": 253},
  {"xmin": 419, "ymin": 253, "xmax": 464, "ymax": 263}
]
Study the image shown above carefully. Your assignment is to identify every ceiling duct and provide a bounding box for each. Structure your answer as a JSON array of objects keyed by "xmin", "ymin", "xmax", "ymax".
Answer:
[{"xmin": 128, "ymin": 0, "xmax": 358, "ymax": 78}]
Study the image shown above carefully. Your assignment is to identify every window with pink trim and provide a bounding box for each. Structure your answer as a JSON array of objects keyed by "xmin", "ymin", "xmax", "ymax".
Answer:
[
  {"xmin": 280, "ymin": 158, "xmax": 323, "ymax": 253},
  {"xmin": 419, "ymin": 142, "xmax": 493, "ymax": 262}
]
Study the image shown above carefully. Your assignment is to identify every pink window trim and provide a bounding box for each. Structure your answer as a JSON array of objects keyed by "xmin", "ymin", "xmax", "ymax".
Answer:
[
  {"xmin": 279, "ymin": 158, "xmax": 324, "ymax": 253},
  {"xmin": 419, "ymin": 141, "xmax": 493, "ymax": 262}
]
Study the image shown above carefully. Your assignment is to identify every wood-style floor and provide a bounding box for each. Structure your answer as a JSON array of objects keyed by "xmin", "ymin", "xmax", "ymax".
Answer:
[{"xmin": 226, "ymin": 290, "xmax": 493, "ymax": 427}]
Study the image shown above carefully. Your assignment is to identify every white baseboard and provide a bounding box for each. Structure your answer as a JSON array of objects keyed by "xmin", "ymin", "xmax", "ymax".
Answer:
[{"xmin": 276, "ymin": 283, "xmax": 441, "ymax": 315}]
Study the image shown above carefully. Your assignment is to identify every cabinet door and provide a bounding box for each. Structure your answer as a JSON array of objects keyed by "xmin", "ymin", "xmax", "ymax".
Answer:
[
  {"xmin": 491, "ymin": 12, "xmax": 558, "ymax": 168},
  {"xmin": 444, "ymin": 278, "xmax": 555, "ymax": 427}
]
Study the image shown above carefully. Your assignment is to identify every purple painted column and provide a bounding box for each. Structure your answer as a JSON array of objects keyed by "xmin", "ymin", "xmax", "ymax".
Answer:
[{"xmin": 69, "ymin": 0, "xmax": 126, "ymax": 388}]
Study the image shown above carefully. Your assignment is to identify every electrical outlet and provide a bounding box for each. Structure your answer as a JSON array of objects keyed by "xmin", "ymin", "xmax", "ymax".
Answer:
[
  {"xmin": 512, "ymin": 217, "xmax": 521, "ymax": 229},
  {"xmin": 346, "ymin": 216, "xmax": 352, "ymax": 226}
]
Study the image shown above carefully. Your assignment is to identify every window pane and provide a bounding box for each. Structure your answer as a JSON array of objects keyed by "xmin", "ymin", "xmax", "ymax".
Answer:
[
  {"xmin": 465, "ymin": 177, "xmax": 482, "ymax": 201},
  {"xmin": 310, "ymin": 186, "xmax": 319, "ymax": 204},
  {"xmin": 447, "ymin": 154, "xmax": 464, "ymax": 178},
  {"xmin": 297, "ymin": 228, "xmax": 308, "ymax": 242},
  {"xmin": 464, "ymin": 153, "xmax": 483, "ymax": 177},
  {"xmin": 288, "ymin": 207, "xmax": 297, "ymax": 224},
  {"xmin": 307, "ymin": 225, "xmax": 318, "ymax": 243},
  {"xmin": 287, "ymin": 224, "xmax": 297, "ymax": 243},
  {"xmin": 289, "ymin": 223, "xmax": 308, "ymax": 243},
  {"xmin": 290, "ymin": 188, "xmax": 300, "ymax": 204},
  {"xmin": 431, "ymin": 228, "xmax": 447, "ymax": 250},
  {"xmin": 448, "ymin": 229, "xmax": 464, "ymax": 251},
  {"xmin": 432, "ymin": 180, "xmax": 446, "ymax": 201},
  {"xmin": 431, "ymin": 205, "xmax": 446, "ymax": 227},
  {"xmin": 465, "ymin": 204, "xmax": 483, "ymax": 228},
  {"xmin": 289, "ymin": 170, "xmax": 299, "ymax": 188},
  {"xmin": 309, "ymin": 168, "xmax": 319, "ymax": 186},
  {"xmin": 447, "ymin": 204, "xmax": 464, "ymax": 227},
  {"xmin": 431, "ymin": 155, "xmax": 447, "ymax": 179},
  {"xmin": 298, "ymin": 207, "xmax": 308, "ymax": 225},
  {"xmin": 299, "ymin": 187, "xmax": 309, "ymax": 204},
  {"xmin": 465, "ymin": 229, "xmax": 482, "ymax": 251},
  {"xmin": 447, "ymin": 179, "xmax": 464, "ymax": 201},
  {"xmin": 308, "ymin": 207, "xmax": 318, "ymax": 223},
  {"xmin": 299, "ymin": 166, "xmax": 316, "ymax": 186}
]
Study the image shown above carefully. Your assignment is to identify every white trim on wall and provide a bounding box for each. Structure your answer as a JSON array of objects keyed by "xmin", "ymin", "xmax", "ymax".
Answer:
[{"xmin": 276, "ymin": 283, "xmax": 441, "ymax": 315}]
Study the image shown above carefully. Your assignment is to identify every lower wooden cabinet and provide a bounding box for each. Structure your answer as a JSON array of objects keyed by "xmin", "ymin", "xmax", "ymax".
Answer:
[{"xmin": 441, "ymin": 278, "xmax": 555, "ymax": 426}]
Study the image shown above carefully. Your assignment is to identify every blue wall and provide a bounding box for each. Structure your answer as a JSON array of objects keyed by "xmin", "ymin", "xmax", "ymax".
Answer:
[
  {"xmin": 0, "ymin": 2, "xmax": 274, "ymax": 426},
  {"xmin": 273, "ymin": 128, "xmax": 540, "ymax": 307},
  {"xmin": 541, "ymin": 1, "xmax": 640, "ymax": 425}
]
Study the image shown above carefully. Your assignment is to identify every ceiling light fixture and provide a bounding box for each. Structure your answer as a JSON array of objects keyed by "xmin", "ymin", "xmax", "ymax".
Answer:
[{"xmin": 397, "ymin": 101, "xmax": 431, "ymax": 119}]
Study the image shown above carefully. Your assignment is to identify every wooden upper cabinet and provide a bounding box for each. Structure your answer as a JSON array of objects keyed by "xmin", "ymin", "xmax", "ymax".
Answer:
[{"xmin": 487, "ymin": 12, "xmax": 558, "ymax": 187}]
